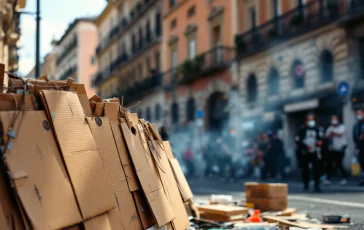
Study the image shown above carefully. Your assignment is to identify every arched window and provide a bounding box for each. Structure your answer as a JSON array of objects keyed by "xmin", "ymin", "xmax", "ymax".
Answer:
[
  {"xmin": 155, "ymin": 103, "xmax": 161, "ymax": 121},
  {"xmin": 320, "ymin": 50, "xmax": 334, "ymax": 83},
  {"xmin": 146, "ymin": 107, "xmax": 151, "ymax": 121},
  {"xmin": 186, "ymin": 98, "xmax": 195, "ymax": 122},
  {"xmin": 268, "ymin": 67, "xmax": 280, "ymax": 96},
  {"xmin": 291, "ymin": 59, "xmax": 305, "ymax": 89},
  {"xmin": 156, "ymin": 12, "xmax": 161, "ymax": 36},
  {"xmin": 171, "ymin": 102, "xmax": 179, "ymax": 124},
  {"xmin": 247, "ymin": 74, "xmax": 258, "ymax": 103}
]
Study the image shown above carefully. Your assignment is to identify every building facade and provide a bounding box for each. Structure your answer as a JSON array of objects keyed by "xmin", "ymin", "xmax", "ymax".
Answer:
[
  {"xmin": 233, "ymin": 0, "xmax": 360, "ymax": 167},
  {"xmin": 162, "ymin": 0, "xmax": 238, "ymax": 133},
  {"xmin": 55, "ymin": 18, "xmax": 97, "ymax": 96},
  {"xmin": 94, "ymin": 0, "xmax": 163, "ymax": 126},
  {"xmin": 0, "ymin": 0, "xmax": 26, "ymax": 85}
]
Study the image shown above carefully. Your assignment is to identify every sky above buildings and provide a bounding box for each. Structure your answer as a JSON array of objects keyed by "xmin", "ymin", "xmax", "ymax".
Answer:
[{"xmin": 18, "ymin": 0, "xmax": 107, "ymax": 76}]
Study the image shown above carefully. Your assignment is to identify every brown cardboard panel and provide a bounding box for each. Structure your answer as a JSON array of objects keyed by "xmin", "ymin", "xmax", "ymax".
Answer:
[
  {"xmin": 0, "ymin": 94, "xmax": 35, "ymax": 110},
  {"xmin": 133, "ymin": 190, "xmax": 156, "ymax": 229},
  {"xmin": 0, "ymin": 111, "xmax": 82, "ymax": 229},
  {"xmin": 70, "ymin": 83, "xmax": 87, "ymax": 95},
  {"xmin": 0, "ymin": 204, "xmax": 8, "ymax": 230},
  {"xmin": 87, "ymin": 117, "xmax": 141, "ymax": 230},
  {"xmin": 84, "ymin": 214, "xmax": 112, "ymax": 230},
  {"xmin": 197, "ymin": 205, "xmax": 249, "ymax": 216},
  {"xmin": 110, "ymin": 122, "xmax": 139, "ymax": 192},
  {"xmin": 0, "ymin": 63, "xmax": 4, "ymax": 92},
  {"xmin": 169, "ymin": 158, "xmax": 193, "ymax": 201},
  {"xmin": 125, "ymin": 113, "xmax": 139, "ymax": 127},
  {"xmin": 94, "ymin": 102, "xmax": 105, "ymax": 117},
  {"xmin": 7, "ymin": 78, "xmax": 68, "ymax": 94},
  {"xmin": 0, "ymin": 165, "xmax": 26, "ymax": 230},
  {"xmin": 40, "ymin": 91, "xmax": 115, "ymax": 219},
  {"xmin": 78, "ymin": 94, "xmax": 92, "ymax": 116},
  {"xmin": 163, "ymin": 141, "xmax": 175, "ymax": 159},
  {"xmin": 104, "ymin": 103, "xmax": 120, "ymax": 123},
  {"xmin": 61, "ymin": 224, "xmax": 83, "ymax": 230},
  {"xmin": 200, "ymin": 212, "xmax": 245, "ymax": 222},
  {"xmin": 120, "ymin": 122, "xmax": 175, "ymax": 227},
  {"xmin": 107, "ymin": 209, "xmax": 125, "ymax": 230},
  {"xmin": 246, "ymin": 198, "xmax": 287, "ymax": 212},
  {"xmin": 245, "ymin": 183, "xmax": 288, "ymax": 199},
  {"xmin": 152, "ymin": 143, "xmax": 190, "ymax": 230}
]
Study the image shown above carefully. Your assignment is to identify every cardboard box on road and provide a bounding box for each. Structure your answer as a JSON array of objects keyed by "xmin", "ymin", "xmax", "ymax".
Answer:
[
  {"xmin": 0, "ymin": 111, "xmax": 82, "ymax": 229},
  {"xmin": 40, "ymin": 91, "xmax": 116, "ymax": 220},
  {"xmin": 245, "ymin": 183, "xmax": 288, "ymax": 199}
]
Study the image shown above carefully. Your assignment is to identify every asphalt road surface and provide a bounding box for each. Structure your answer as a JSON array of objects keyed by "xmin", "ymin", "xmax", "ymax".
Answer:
[{"xmin": 189, "ymin": 178, "xmax": 364, "ymax": 229}]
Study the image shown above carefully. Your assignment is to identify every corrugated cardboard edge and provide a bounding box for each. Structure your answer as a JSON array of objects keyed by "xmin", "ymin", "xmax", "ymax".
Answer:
[
  {"xmin": 169, "ymin": 158, "xmax": 193, "ymax": 201},
  {"xmin": 163, "ymin": 141, "xmax": 175, "ymax": 159},
  {"xmin": 133, "ymin": 190, "xmax": 156, "ymax": 229},
  {"xmin": 84, "ymin": 213, "xmax": 112, "ymax": 230}
]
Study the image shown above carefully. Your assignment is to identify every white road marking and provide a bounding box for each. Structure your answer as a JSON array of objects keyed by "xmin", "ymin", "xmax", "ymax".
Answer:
[{"xmin": 288, "ymin": 196, "xmax": 364, "ymax": 209}]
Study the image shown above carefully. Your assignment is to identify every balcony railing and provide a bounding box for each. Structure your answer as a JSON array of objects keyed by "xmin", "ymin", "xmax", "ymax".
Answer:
[
  {"xmin": 56, "ymin": 37, "xmax": 78, "ymax": 65},
  {"xmin": 95, "ymin": 0, "xmax": 160, "ymax": 57},
  {"xmin": 235, "ymin": 0, "xmax": 344, "ymax": 59},
  {"xmin": 163, "ymin": 46, "xmax": 235, "ymax": 89},
  {"xmin": 59, "ymin": 66, "xmax": 77, "ymax": 81},
  {"xmin": 118, "ymin": 73, "xmax": 162, "ymax": 104}
]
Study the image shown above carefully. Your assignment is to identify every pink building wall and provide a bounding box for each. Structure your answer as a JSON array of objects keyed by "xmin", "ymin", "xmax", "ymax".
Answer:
[{"xmin": 78, "ymin": 22, "xmax": 97, "ymax": 97}]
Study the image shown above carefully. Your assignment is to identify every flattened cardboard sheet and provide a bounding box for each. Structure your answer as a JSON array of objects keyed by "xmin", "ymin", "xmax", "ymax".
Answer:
[
  {"xmin": 152, "ymin": 143, "xmax": 190, "ymax": 230},
  {"xmin": 197, "ymin": 205, "xmax": 249, "ymax": 216},
  {"xmin": 0, "ymin": 165, "xmax": 26, "ymax": 230},
  {"xmin": 40, "ymin": 91, "xmax": 115, "ymax": 219},
  {"xmin": 0, "ymin": 94, "xmax": 35, "ymax": 111},
  {"xmin": 120, "ymin": 122, "xmax": 174, "ymax": 227},
  {"xmin": 0, "ymin": 205, "xmax": 8, "ymax": 230},
  {"xmin": 162, "ymin": 141, "xmax": 175, "ymax": 159},
  {"xmin": 107, "ymin": 209, "xmax": 125, "ymax": 230},
  {"xmin": 133, "ymin": 190, "xmax": 155, "ymax": 229},
  {"xmin": 0, "ymin": 111, "xmax": 82, "ymax": 229},
  {"xmin": 87, "ymin": 117, "xmax": 141, "ymax": 230},
  {"xmin": 110, "ymin": 122, "xmax": 139, "ymax": 192},
  {"xmin": 84, "ymin": 214, "xmax": 111, "ymax": 230},
  {"xmin": 169, "ymin": 158, "xmax": 193, "ymax": 201}
]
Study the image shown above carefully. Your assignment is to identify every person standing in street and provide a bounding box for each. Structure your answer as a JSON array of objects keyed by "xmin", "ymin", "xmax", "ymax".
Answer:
[
  {"xmin": 259, "ymin": 132, "xmax": 271, "ymax": 180},
  {"xmin": 295, "ymin": 113, "xmax": 322, "ymax": 192},
  {"xmin": 324, "ymin": 115, "xmax": 347, "ymax": 185},
  {"xmin": 222, "ymin": 128, "xmax": 238, "ymax": 182},
  {"xmin": 353, "ymin": 109, "xmax": 364, "ymax": 186},
  {"xmin": 183, "ymin": 142, "xmax": 195, "ymax": 179},
  {"xmin": 268, "ymin": 131, "xmax": 286, "ymax": 180}
]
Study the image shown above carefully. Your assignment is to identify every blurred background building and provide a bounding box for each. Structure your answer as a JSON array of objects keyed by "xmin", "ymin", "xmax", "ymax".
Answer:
[{"xmin": 1, "ymin": 0, "xmax": 27, "ymax": 85}]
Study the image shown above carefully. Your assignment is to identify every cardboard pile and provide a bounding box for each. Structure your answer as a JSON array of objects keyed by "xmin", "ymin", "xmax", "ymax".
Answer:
[
  {"xmin": 197, "ymin": 205, "xmax": 248, "ymax": 223},
  {"xmin": 245, "ymin": 183, "xmax": 288, "ymax": 212},
  {"xmin": 0, "ymin": 73, "xmax": 192, "ymax": 230}
]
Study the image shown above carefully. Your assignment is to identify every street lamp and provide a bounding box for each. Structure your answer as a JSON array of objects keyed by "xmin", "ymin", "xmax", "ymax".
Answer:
[{"xmin": 18, "ymin": 0, "xmax": 41, "ymax": 78}]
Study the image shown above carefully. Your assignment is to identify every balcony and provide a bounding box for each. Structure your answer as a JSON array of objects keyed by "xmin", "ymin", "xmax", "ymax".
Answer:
[
  {"xmin": 119, "ymin": 72, "xmax": 162, "ymax": 104},
  {"xmin": 95, "ymin": 0, "xmax": 159, "ymax": 57},
  {"xmin": 163, "ymin": 46, "xmax": 235, "ymax": 89},
  {"xmin": 338, "ymin": 0, "xmax": 364, "ymax": 26},
  {"xmin": 235, "ymin": 0, "xmax": 344, "ymax": 60},
  {"xmin": 59, "ymin": 66, "xmax": 77, "ymax": 81},
  {"xmin": 56, "ymin": 37, "xmax": 78, "ymax": 66}
]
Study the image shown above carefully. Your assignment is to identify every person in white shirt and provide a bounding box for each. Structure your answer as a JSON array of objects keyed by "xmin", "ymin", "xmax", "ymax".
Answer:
[{"xmin": 324, "ymin": 115, "xmax": 347, "ymax": 185}]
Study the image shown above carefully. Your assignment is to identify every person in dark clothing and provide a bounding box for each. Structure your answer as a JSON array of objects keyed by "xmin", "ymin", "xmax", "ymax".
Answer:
[
  {"xmin": 203, "ymin": 139, "xmax": 217, "ymax": 178},
  {"xmin": 353, "ymin": 109, "xmax": 364, "ymax": 186},
  {"xmin": 268, "ymin": 131, "xmax": 286, "ymax": 179},
  {"xmin": 183, "ymin": 143, "xmax": 195, "ymax": 178},
  {"xmin": 295, "ymin": 113, "xmax": 322, "ymax": 192},
  {"xmin": 259, "ymin": 132, "xmax": 271, "ymax": 180},
  {"xmin": 160, "ymin": 127, "xmax": 169, "ymax": 141}
]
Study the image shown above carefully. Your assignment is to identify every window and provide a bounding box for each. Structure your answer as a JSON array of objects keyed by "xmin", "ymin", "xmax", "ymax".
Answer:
[
  {"xmin": 247, "ymin": 74, "xmax": 258, "ymax": 103},
  {"xmin": 320, "ymin": 50, "xmax": 334, "ymax": 83},
  {"xmin": 171, "ymin": 102, "xmax": 179, "ymax": 124},
  {"xmin": 171, "ymin": 19, "xmax": 177, "ymax": 30},
  {"xmin": 155, "ymin": 104, "xmax": 161, "ymax": 121},
  {"xmin": 187, "ymin": 5, "xmax": 196, "ymax": 18},
  {"xmin": 272, "ymin": 0, "xmax": 279, "ymax": 18},
  {"xmin": 146, "ymin": 20, "xmax": 151, "ymax": 42},
  {"xmin": 170, "ymin": 0, "xmax": 177, "ymax": 8},
  {"xmin": 268, "ymin": 67, "xmax": 280, "ymax": 95},
  {"xmin": 139, "ymin": 27, "xmax": 143, "ymax": 49},
  {"xmin": 91, "ymin": 56, "xmax": 96, "ymax": 65},
  {"xmin": 360, "ymin": 38, "xmax": 364, "ymax": 79},
  {"xmin": 291, "ymin": 59, "xmax": 305, "ymax": 88},
  {"xmin": 171, "ymin": 49, "xmax": 178, "ymax": 68},
  {"xmin": 146, "ymin": 107, "xmax": 151, "ymax": 121},
  {"xmin": 188, "ymin": 39, "xmax": 196, "ymax": 60},
  {"xmin": 132, "ymin": 34, "xmax": 136, "ymax": 54},
  {"xmin": 186, "ymin": 98, "xmax": 195, "ymax": 122},
  {"xmin": 155, "ymin": 52, "xmax": 160, "ymax": 72},
  {"xmin": 249, "ymin": 6, "xmax": 257, "ymax": 29},
  {"xmin": 156, "ymin": 12, "xmax": 162, "ymax": 36}
]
